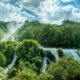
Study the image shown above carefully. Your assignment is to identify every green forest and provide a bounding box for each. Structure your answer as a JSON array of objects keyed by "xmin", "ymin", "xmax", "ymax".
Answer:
[{"xmin": 0, "ymin": 21, "xmax": 80, "ymax": 80}]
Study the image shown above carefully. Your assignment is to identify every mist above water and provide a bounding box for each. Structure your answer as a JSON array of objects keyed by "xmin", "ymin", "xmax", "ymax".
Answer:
[{"xmin": 1, "ymin": 21, "xmax": 24, "ymax": 41}]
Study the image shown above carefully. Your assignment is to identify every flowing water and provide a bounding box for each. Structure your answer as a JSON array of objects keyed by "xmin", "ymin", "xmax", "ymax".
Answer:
[
  {"xmin": 0, "ymin": 73, "xmax": 7, "ymax": 79},
  {"xmin": 5, "ymin": 54, "xmax": 18, "ymax": 73},
  {"xmin": 42, "ymin": 49, "xmax": 48, "ymax": 72},
  {"xmin": 51, "ymin": 50, "xmax": 59, "ymax": 62},
  {"xmin": 41, "ymin": 47, "xmax": 59, "ymax": 72},
  {"xmin": 4, "ymin": 44, "xmax": 20, "ymax": 73},
  {"xmin": 0, "ymin": 44, "xmax": 19, "ymax": 78},
  {"xmin": 42, "ymin": 57, "xmax": 48, "ymax": 72},
  {"xmin": 63, "ymin": 49, "xmax": 80, "ymax": 62},
  {"xmin": 40, "ymin": 46, "xmax": 80, "ymax": 72}
]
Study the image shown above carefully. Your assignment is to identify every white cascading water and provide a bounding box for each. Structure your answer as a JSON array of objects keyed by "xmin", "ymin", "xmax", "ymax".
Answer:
[
  {"xmin": 41, "ymin": 47, "xmax": 59, "ymax": 62},
  {"xmin": 40, "ymin": 46, "xmax": 80, "ymax": 72},
  {"xmin": 5, "ymin": 54, "xmax": 18, "ymax": 73},
  {"xmin": 0, "ymin": 73, "xmax": 7, "ymax": 79},
  {"xmin": 42, "ymin": 57, "xmax": 48, "ymax": 72},
  {"xmin": 0, "ymin": 50, "xmax": 18, "ymax": 78},
  {"xmin": 63, "ymin": 49, "xmax": 80, "ymax": 62},
  {"xmin": 51, "ymin": 50, "xmax": 59, "ymax": 62},
  {"xmin": 0, "ymin": 45, "xmax": 18, "ymax": 78},
  {"xmin": 4, "ymin": 44, "xmax": 19, "ymax": 73},
  {"xmin": 41, "ymin": 47, "xmax": 80, "ymax": 62},
  {"xmin": 42, "ymin": 49, "xmax": 48, "ymax": 72},
  {"xmin": 41, "ymin": 47, "xmax": 59, "ymax": 72}
]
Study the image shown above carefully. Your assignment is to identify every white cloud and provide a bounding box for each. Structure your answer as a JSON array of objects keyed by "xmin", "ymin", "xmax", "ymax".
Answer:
[
  {"xmin": 0, "ymin": 2, "xmax": 26, "ymax": 22},
  {"xmin": 69, "ymin": 9, "xmax": 80, "ymax": 22},
  {"xmin": 0, "ymin": 0, "xmax": 80, "ymax": 24},
  {"xmin": 19, "ymin": 0, "xmax": 28, "ymax": 3},
  {"xmin": 34, "ymin": 0, "xmax": 80, "ymax": 24},
  {"xmin": 61, "ymin": 0, "xmax": 74, "ymax": 2}
]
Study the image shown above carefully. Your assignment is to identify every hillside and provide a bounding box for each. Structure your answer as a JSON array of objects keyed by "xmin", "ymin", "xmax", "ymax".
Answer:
[
  {"xmin": 0, "ymin": 21, "xmax": 80, "ymax": 80},
  {"xmin": 16, "ymin": 20, "xmax": 80, "ymax": 48},
  {"xmin": 0, "ymin": 0, "xmax": 80, "ymax": 80}
]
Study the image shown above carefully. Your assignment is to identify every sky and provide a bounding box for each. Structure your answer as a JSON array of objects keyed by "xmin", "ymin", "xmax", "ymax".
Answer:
[{"xmin": 0, "ymin": 0, "xmax": 80, "ymax": 24}]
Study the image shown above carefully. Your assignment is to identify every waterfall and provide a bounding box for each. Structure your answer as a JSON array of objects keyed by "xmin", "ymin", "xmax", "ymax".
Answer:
[
  {"xmin": 41, "ymin": 46, "xmax": 80, "ymax": 62},
  {"xmin": 42, "ymin": 57, "xmax": 48, "ymax": 72},
  {"xmin": 41, "ymin": 47, "xmax": 59, "ymax": 72},
  {"xmin": 4, "ymin": 44, "xmax": 20, "ymax": 73},
  {"xmin": 63, "ymin": 49, "xmax": 80, "ymax": 62},
  {"xmin": 41, "ymin": 47, "xmax": 59, "ymax": 62},
  {"xmin": 42, "ymin": 48, "xmax": 48, "ymax": 72},
  {"xmin": 5, "ymin": 54, "xmax": 18, "ymax": 73},
  {"xmin": 0, "ymin": 73, "xmax": 7, "ymax": 79},
  {"xmin": 40, "ymin": 46, "xmax": 80, "ymax": 72},
  {"xmin": 51, "ymin": 50, "xmax": 59, "ymax": 62}
]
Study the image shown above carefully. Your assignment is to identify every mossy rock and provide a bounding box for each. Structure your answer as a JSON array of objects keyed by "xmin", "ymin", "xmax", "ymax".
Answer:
[
  {"xmin": 57, "ymin": 48, "xmax": 63, "ymax": 57},
  {"xmin": 47, "ymin": 51, "xmax": 55, "ymax": 62}
]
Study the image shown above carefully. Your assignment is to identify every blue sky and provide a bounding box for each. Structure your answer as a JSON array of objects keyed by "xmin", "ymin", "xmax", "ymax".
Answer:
[{"xmin": 0, "ymin": 0, "xmax": 80, "ymax": 24}]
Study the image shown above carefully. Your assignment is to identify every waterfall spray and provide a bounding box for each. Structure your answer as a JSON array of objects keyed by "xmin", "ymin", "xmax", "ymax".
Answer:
[{"xmin": 1, "ymin": 21, "xmax": 24, "ymax": 41}]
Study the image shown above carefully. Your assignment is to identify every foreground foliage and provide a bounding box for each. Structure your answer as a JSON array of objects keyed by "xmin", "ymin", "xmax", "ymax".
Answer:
[
  {"xmin": 0, "ymin": 40, "xmax": 80, "ymax": 80},
  {"xmin": 38, "ymin": 58, "xmax": 80, "ymax": 80}
]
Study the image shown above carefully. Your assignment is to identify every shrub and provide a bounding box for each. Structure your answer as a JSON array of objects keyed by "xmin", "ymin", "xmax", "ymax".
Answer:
[
  {"xmin": 47, "ymin": 51, "xmax": 55, "ymax": 62},
  {"xmin": 10, "ymin": 67, "xmax": 37, "ymax": 80},
  {"xmin": 57, "ymin": 48, "xmax": 63, "ymax": 57},
  {"xmin": 47, "ymin": 58, "xmax": 80, "ymax": 80},
  {"xmin": 0, "ymin": 51, "xmax": 6, "ymax": 66},
  {"xmin": 38, "ymin": 72, "xmax": 53, "ymax": 80}
]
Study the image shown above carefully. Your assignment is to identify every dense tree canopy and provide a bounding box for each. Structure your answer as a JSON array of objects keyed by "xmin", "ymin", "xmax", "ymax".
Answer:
[
  {"xmin": 38, "ymin": 58, "xmax": 80, "ymax": 80},
  {"xmin": 16, "ymin": 20, "xmax": 80, "ymax": 48}
]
